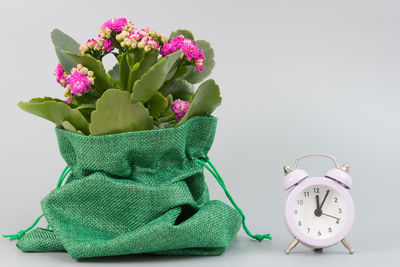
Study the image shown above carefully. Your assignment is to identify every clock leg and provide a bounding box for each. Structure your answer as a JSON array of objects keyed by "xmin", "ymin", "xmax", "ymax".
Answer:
[
  {"xmin": 341, "ymin": 238, "xmax": 354, "ymax": 254},
  {"xmin": 285, "ymin": 238, "xmax": 299, "ymax": 254}
]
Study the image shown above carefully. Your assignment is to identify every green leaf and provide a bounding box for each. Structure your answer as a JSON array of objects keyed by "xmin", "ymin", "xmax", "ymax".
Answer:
[
  {"xmin": 131, "ymin": 50, "xmax": 181, "ymax": 103},
  {"xmin": 148, "ymin": 92, "xmax": 168, "ymax": 115},
  {"xmin": 18, "ymin": 97, "xmax": 90, "ymax": 135},
  {"xmin": 129, "ymin": 50, "xmax": 159, "ymax": 89},
  {"xmin": 76, "ymin": 104, "xmax": 96, "ymax": 122},
  {"xmin": 55, "ymin": 49, "xmax": 76, "ymax": 73},
  {"xmin": 117, "ymin": 53, "xmax": 129, "ymax": 90},
  {"xmin": 77, "ymin": 103, "xmax": 96, "ymax": 110},
  {"xmin": 108, "ymin": 62, "xmax": 121, "ymax": 88},
  {"xmin": 126, "ymin": 52, "xmax": 137, "ymax": 69},
  {"xmin": 51, "ymin": 29, "xmax": 80, "ymax": 54},
  {"xmin": 73, "ymin": 91, "xmax": 99, "ymax": 106},
  {"xmin": 170, "ymin": 29, "xmax": 195, "ymax": 40},
  {"xmin": 160, "ymin": 94, "xmax": 174, "ymax": 117},
  {"xmin": 89, "ymin": 89, "xmax": 153, "ymax": 136},
  {"xmin": 65, "ymin": 52, "xmax": 115, "ymax": 94},
  {"xmin": 108, "ymin": 63, "xmax": 119, "ymax": 80},
  {"xmin": 163, "ymin": 80, "xmax": 194, "ymax": 101},
  {"xmin": 186, "ymin": 40, "xmax": 215, "ymax": 84},
  {"xmin": 51, "ymin": 29, "xmax": 80, "ymax": 73},
  {"xmin": 166, "ymin": 94, "xmax": 173, "ymax": 107},
  {"xmin": 175, "ymin": 65, "xmax": 195, "ymax": 80},
  {"xmin": 62, "ymin": 121, "xmax": 84, "ymax": 135},
  {"xmin": 176, "ymin": 79, "xmax": 222, "ymax": 126}
]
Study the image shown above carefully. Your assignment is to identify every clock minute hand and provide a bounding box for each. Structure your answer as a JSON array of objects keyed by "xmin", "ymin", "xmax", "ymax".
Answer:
[
  {"xmin": 319, "ymin": 190, "xmax": 330, "ymax": 211},
  {"xmin": 322, "ymin": 212, "xmax": 340, "ymax": 221}
]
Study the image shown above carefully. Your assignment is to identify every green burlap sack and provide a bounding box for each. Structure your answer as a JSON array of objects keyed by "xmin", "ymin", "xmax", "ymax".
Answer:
[{"xmin": 15, "ymin": 116, "xmax": 243, "ymax": 259}]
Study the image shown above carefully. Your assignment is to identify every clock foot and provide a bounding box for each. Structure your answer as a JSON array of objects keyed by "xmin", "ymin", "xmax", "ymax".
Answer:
[
  {"xmin": 341, "ymin": 238, "xmax": 354, "ymax": 254},
  {"xmin": 285, "ymin": 238, "xmax": 299, "ymax": 254},
  {"xmin": 313, "ymin": 248, "xmax": 323, "ymax": 253}
]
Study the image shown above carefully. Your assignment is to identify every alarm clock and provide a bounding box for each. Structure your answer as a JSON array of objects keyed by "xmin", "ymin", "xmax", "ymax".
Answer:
[{"xmin": 283, "ymin": 154, "xmax": 355, "ymax": 254}]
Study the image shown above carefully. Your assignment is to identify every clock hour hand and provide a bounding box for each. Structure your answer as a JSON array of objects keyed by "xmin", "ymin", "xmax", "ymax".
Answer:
[
  {"xmin": 314, "ymin": 195, "xmax": 322, "ymax": 217},
  {"xmin": 314, "ymin": 190, "xmax": 330, "ymax": 217}
]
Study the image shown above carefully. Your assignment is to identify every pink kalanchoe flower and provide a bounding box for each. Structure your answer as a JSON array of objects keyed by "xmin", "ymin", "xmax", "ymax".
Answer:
[
  {"xmin": 54, "ymin": 63, "xmax": 67, "ymax": 87},
  {"xmin": 160, "ymin": 35, "xmax": 184, "ymax": 56},
  {"xmin": 100, "ymin": 18, "xmax": 133, "ymax": 39},
  {"xmin": 195, "ymin": 50, "xmax": 205, "ymax": 72},
  {"xmin": 66, "ymin": 71, "xmax": 92, "ymax": 97},
  {"xmin": 80, "ymin": 38, "xmax": 113, "ymax": 56},
  {"xmin": 103, "ymin": 38, "xmax": 113, "ymax": 52},
  {"xmin": 171, "ymin": 100, "xmax": 190, "ymax": 121},
  {"xmin": 161, "ymin": 35, "xmax": 205, "ymax": 72},
  {"xmin": 142, "ymin": 26, "xmax": 168, "ymax": 43},
  {"xmin": 138, "ymin": 37, "xmax": 160, "ymax": 52},
  {"xmin": 128, "ymin": 30, "xmax": 143, "ymax": 41},
  {"xmin": 181, "ymin": 39, "xmax": 199, "ymax": 60},
  {"xmin": 104, "ymin": 17, "xmax": 127, "ymax": 32},
  {"xmin": 196, "ymin": 58, "xmax": 204, "ymax": 72},
  {"xmin": 65, "ymin": 98, "xmax": 72, "ymax": 104}
]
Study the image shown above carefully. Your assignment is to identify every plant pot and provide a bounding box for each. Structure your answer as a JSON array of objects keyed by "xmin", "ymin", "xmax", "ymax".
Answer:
[{"xmin": 16, "ymin": 116, "xmax": 241, "ymax": 259}]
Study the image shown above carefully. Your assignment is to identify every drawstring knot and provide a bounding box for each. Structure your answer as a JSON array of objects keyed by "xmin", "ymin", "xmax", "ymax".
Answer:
[
  {"xmin": 2, "ymin": 230, "xmax": 26, "ymax": 241},
  {"xmin": 254, "ymin": 234, "xmax": 272, "ymax": 241},
  {"xmin": 15, "ymin": 230, "xmax": 25, "ymax": 239}
]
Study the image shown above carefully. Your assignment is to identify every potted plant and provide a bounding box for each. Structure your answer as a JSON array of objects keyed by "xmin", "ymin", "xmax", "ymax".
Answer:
[{"xmin": 4, "ymin": 17, "xmax": 270, "ymax": 259}]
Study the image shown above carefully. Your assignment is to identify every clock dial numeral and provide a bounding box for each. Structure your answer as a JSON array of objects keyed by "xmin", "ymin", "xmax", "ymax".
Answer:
[{"xmin": 293, "ymin": 185, "xmax": 347, "ymax": 239}]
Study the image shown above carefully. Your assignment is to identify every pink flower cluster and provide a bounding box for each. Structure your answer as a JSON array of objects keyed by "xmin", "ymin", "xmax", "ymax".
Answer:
[
  {"xmin": 103, "ymin": 38, "xmax": 113, "ymax": 52},
  {"xmin": 115, "ymin": 26, "xmax": 166, "ymax": 52},
  {"xmin": 104, "ymin": 17, "xmax": 127, "ymax": 31},
  {"xmin": 54, "ymin": 63, "xmax": 95, "ymax": 99},
  {"xmin": 99, "ymin": 17, "xmax": 134, "ymax": 39},
  {"xmin": 54, "ymin": 63, "xmax": 66, "ymax": 87},
  {"xmin": 161, "ymin": 35, "xmax": 205, "ymax": 72},
  {"xmin": 171, "ymin": 100, "xmax": 190, "ymax": 121},
  {"xmin": 66, "ymin": 70, "xmax": 93, "ymax": 97},
  {"xmin": 142, "ymin": 26, "xmax": 168, "ymax": 43},
  {"xmin": 79, "ymin": 38, "xmax": 113, "ymax": 55},
  {"xmin": 138, "ymin": 37, "xmax": 160, "ymax": 52},
  {"xmin": 80, "ymin": 17, "xmax": 135, "ymax": 56}
]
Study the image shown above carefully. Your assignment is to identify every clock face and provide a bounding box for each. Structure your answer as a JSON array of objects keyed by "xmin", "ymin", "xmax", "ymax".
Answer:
[
  {"xmin": 285, "ymin": 177, "xmax": 355, "ymax": 248},
  {"xmin": 293, "ymin": 184, "xmax": 346, "ymax": 240}
]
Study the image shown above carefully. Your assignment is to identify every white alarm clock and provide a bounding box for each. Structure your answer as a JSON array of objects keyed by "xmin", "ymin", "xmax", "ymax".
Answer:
[{"xmin": 283, "ymin": 154, "xmax": 355, "ymax": 254}]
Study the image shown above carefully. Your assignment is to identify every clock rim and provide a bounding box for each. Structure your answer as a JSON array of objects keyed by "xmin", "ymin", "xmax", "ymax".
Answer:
[{"xmin": 284, "ymin": 177, "xmax": 355, "ymax": 248}]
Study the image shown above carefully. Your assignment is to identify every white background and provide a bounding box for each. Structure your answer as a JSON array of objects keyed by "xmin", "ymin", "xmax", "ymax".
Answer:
[{"xmin": 1, "ymin": 0, "xmax": 399, "ymax": 266}]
